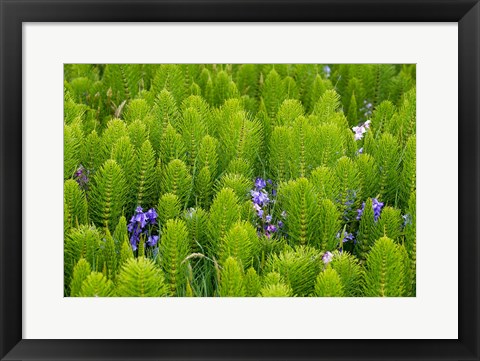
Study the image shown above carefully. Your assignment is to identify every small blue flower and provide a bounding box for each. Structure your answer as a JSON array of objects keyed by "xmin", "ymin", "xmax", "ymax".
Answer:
[
  {"xmin": 251, "ymin": 190, "xmax": 269, "ymax": 206},
  {"xmin": 356, "ymin": 202, "xmax": 366, "ymax": 220},
  {"xmin": 356, "ymin": 198, "xmax": 384, "ymax": 222},
  {"xmin": 74, "ymin": 165, "xmax": 90, "ymax": 190},
  {"xmin": 372, "ymin": 198, "xmax": 384, "ymax": 221},
  {"xmin": 322, "ymin": 251, "xmax": 333, "ymax": 264},
  {"xmin": 266, "ymin": 215, "xmax": 272, "ymax": 223},
  {"xmin": 147, "ymin": 235, "xmax": 159, "ymax": 247},
  {"xmin": 134, "ymin": 212, "xmax": 147, "ymax": 229},
  {"xmin": 255, "ymin": 177, "xmax": 267, "ymax": 190},
  {"xmin": 145, "ymin": 208, "xmax": 158, "ymax": 224},
  {"xmin": 266, "ymin": 224, "xmax": 277, "ymax": 233}
]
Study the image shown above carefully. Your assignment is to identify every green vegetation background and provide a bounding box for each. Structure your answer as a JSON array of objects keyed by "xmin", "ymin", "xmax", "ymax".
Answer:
[{"xmin": 64, "ymin": 64, "xmax": 416, "ymax": 297}]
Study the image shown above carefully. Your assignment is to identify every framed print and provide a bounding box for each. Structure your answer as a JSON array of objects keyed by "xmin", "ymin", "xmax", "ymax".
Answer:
[{"xmin": 1, "ymin": 1, "xmax": 479, "ymax": 360}]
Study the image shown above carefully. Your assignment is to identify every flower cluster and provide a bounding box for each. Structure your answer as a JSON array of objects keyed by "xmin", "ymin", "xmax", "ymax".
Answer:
[
  {"xmin": 127, "ymin": 206, "xmax": 159, "ymax": 251},
  {"xmin": 356, "ymin": 198, "xmax": 384, "ymax": 222},
  {"xmin": 322, "ymin": 251, "xmax": 333, "ymax": 265},
  {"xmin": 336, "ymin": 230, "xmax": 356, "ymax": 244},
  {"xmin": 360, "ymin": 100, "xmax": 373, "ymax": 118},
  {"xmin": 251, "ymin": 177, "xmax": 284, "ymax": 238},
  {"xmin": 352, "ymin": 120, "xmax": 371, "ymax": 141},
  {"xmin": 74, "ymin": 165, "xmax": 90, "ymax": 190}
]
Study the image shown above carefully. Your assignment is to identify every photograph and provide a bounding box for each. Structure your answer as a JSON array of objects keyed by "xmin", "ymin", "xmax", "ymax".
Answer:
[{"xmin": 63, "ymin": 63, "xmax": 416, "ymax": 297}]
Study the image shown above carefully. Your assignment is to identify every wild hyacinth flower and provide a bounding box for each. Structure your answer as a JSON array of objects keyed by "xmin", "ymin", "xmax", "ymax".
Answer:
[
  {"xmin": 74, "ymin": 165, "xmax": 90, "ymax": 190},
  {"xmin": 134, "ymin": 207, "xmax": 148, "ymax": 228},
  {"xmin": 372, "ymin": 198, "xmax": 384, "ymax": 221},
  {"xmin": 352, "ymin": 120, "xmax": 372, "ymax": 141},
  {"xmin": 250, "ymin": 178, "xmax": 284, "ymax": 239},
  {"xmin": 336, "ymin": 230, "xmax": 355, "ymax": 244},
  {"xmin": 255, "ymin": 177, "xmax": 267, "ymax": 190},
  {"xmin": 145, "ymin": 208, "xmax": 158, "ymax": 224},
  {"xmin": 356, "ymin": 202, "xmax": 365, "ymax": 220},
  {"xmin": 146, "ymin": 235, "xmax": 159, "ymax": 247},
  {"xmin": 352, "ymin": 125, "xmax": 367, "ymax": 140},
  {"xmin": 266, "ymin": 224, "xmax": 277, "ymax": 233},
  {"xmin": 343, "ymin": 232, "xmax": 355, "ymax": 243},
  {"xmin": 127, "ymin": 206, "xmax": 159, "ymax": 251},
  {"xmin": 356, "ymin": 147, "xmax": 364, "ymax": 156},
  {"xmin": 322, "ymin": 251, "xmax": 333, "ymax": 264},
  {"xmin": 264, "ymin": 224, "xmax": 278, "ymax": 238},
  {"xmin": 356, "ymin": 198, "xmax": 384, "ymax": 222},
  {"xmin": 251, "ymin": 189, "xmax": 269, "ymax": 206}
]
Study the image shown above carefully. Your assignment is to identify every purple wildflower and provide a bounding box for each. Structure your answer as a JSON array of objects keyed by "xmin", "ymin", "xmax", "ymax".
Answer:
[
  {"xmin": 74, "ymin": 165, "xmax": 90, "ymax": 190},
  {"xmin": 266, "ymin": 224, "xmax": 277, "ymax": 233},
  {"xmin": 356, "ymin": 198, "xmax": 384, "ymax": 222},
  {"xmin": 146, "ymin": 235, "xmax": 159, "ymax": 247},
  {"xmin": 127, "ymin": 215, "xmax": 136, "ymax": 232},
  {"xmin": 257, "ymin": 209, "xmax": 264, "ymax": 218},
  {"xmin": 356, "ymin": 202, "xmax": 366, "ymax": 220},
  {"xmin": 255, "ymin": 177, "xmax": 267, "ymax": 190},
  {"xmin": 372, "ymin": 198, "xmax": 384, "ymax": 221},
  {"xmin": 251, "ymin": 190, "xmax": 269, "ymax": 206},
  {"xmin": 278, "ymin": 221, "xmax": 284, "ymax": 228},
  {"xmin": 145, "ymin": 208, "xmax": 158, "ymax": 224},
  {"xmin": 342, "ymin": 232, "xmax": 355, "ymax": 243},
  {"xmin": 266, "ymin": 215, "xmax": 272, "ymax": 223},
  {"xmin": 322, "ymin": 251, "xmax": 333, "ymax": 264},
  {"xmin": 134, "ymin": 211, "xmax": 147, "ymax": 228},
  {"xmin": 352, "ymin": 125, "xmax": 367, "ymax": 140},
  {"xmin": 127, "ymin": 206, "xmax": 160, "ymax": 251}
]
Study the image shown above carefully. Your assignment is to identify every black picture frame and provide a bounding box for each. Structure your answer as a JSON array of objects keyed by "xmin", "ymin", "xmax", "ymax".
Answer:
[{"xmin": 1, "ymin": 1, "xmax": 479, "ymax": 360}]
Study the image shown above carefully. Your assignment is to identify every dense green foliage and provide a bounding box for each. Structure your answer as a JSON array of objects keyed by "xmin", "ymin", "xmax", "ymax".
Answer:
[{"xmin": 65, "ymin": 64, "xmax": 416, "ymax": 297}]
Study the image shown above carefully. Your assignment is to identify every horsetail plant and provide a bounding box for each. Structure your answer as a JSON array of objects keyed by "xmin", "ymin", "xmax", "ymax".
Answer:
[{"xmin": 64, "ymin": 63, "xmax": 416, "ymax": 297}]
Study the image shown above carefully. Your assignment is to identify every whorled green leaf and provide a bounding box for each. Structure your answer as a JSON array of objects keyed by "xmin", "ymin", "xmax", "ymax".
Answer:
[
  {"xmin": 116, "ymin": 257, "xmax": 169, "ymax": 297},
  {"xmin": 79, "ymin": 272, "xmax": 115, "ymax": 297},
  {"xmin": 89, "ymin": 159, "xmax": 128, "ymax": 231},
  {"xmin": 314, "ymin": 268, "xmax": 344, "ymax": 297},
  {"xmin": 364, "ymin": 236, "xmax": 405, "ymax": 297},
  {"xmin": 159, "ymin": 219, "xmax": 191, "ymax": 296},
  {"xmin": 218, "ymin": 257, "xmax": 245, "ymax": 297}
]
